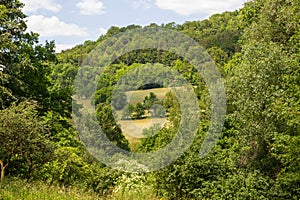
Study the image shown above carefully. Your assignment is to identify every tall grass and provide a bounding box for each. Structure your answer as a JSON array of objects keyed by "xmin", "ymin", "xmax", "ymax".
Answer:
[
  {"xmin": 0, "ymin": 177, "xmax": 164, "ymax": 200},
  {"xmin": 0, "ymin": 177, "xmax": 102, "ymax": 200}
]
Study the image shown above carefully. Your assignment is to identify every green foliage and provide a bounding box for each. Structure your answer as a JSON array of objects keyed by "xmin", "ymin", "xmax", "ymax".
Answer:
[
  {"xmin": 120, "ymin": 92, "xmax": 165, "ymax": 120},
  {"xmin": 143, "ymin": 92, "xmax": 160, "ymax": 109},
  {"xmin": 136, "ymin": 1, "xmax": 299, "ymax": 199},
  {"xmin": 43, "ymin": 111, "xmax": 81, "ymax": 147},
  {"xmin": 57, "ymin": 40, "xmax": 99, "ymax": 66},
  {"xmin": 49, "ymin": 63, "xmax": 79, "ymax": 117},
  {"xmin": 0, "ymin": 0, "xmax": 56, "ymax": 110},
  {"xmin": 0, "ymin": 102, "xmax": 54, "ymax": 181},
  {"xmin": 138, "ymin": 92, "xmax": 181, "ymax": 153},
  {"xmin": 163, "ymin": 91, "xmax": 181, "ymax": 125},
  {"xmin": 86, "ymin": 163, "xmax": 122, "ymax": 196},
  {"xmin": 96, "ymin": 104, "xmax": 130, "ymax": 150},
  {"xmin": 224, "ymin": 0, "xmax": 300, "ymax": 198},
  {"xmin": 178, "ymin": 11, "xmax": 242, "ymax": 57},
  {"xmin": 109, "ymin": 173, "xmax": 157, "ymax": 200},
  {"xmin": 41, "ymin": 147, "xmax": 90, "ymax": 187},
  {"xmin": 130, "ymin": 102, "xmax": 145, "ymax": 119}
]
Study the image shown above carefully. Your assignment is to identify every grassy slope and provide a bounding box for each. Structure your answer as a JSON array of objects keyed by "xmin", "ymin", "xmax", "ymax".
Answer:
[
  {"xmin": 117, "ymin": 118, "xmax": 166, "ymax": 138},
  {"xmin": 117, "ymin": 118, "xmax": 166, "ymax": 151}
]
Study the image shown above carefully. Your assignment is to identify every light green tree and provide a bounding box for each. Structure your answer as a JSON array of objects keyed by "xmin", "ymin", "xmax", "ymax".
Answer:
[{"xmin": 0, "ymin": 102, "xmax": 53, "ymax": 182}]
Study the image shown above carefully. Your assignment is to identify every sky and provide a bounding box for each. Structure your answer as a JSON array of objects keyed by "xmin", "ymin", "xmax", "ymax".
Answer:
[{"xmin": 19, "ymin": 0, "xmax": 245, "ymax": 52}]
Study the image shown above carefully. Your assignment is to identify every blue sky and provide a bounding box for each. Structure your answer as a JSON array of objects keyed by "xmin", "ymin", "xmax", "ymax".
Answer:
[{"xmin": 20, "ymin": 0, "xmax": 245, "ymax": 52}]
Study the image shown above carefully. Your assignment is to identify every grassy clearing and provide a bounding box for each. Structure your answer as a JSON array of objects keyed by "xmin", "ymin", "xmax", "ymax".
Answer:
[
  {"xmin": 0, "ymin": 178, "xmax": 102, "ymax": 200},
  {"xmin": 126, "ymin": 88, "xmax": 170, "ymax": 104},
  {"xmin": 121, "ymin": 133, "xmax": 142, "ymax": 151},
  {"xmin": 75, "ymin": 88, "xmax": 170, "ymax": 151},
  {"xmin": 118, "ymin": 118, "xmax": 166, "ymax": 138},
  {"xmin": 117, "ymin": 88, "xmax": 170, "ymax": 148},
  {"xmin": 117, "ymin": 118, "xmax": 166, "ymax": 151},
  {"xmin": 75, "ymin": 88, "xmax": 170, "ymax": 112}
]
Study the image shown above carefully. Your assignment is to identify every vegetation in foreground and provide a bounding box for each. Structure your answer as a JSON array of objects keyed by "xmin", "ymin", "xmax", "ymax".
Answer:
[
  {"xmin": 0, "ymin": 178, "xmax": 101, "ymax": 200},
  {"xmin": 0, "ymin": 176, "xmax": 161, "ymax": 200}
]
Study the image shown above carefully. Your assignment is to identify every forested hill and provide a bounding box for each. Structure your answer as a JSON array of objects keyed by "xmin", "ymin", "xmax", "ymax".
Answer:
[
  {"xmin": 58, "ymin": 11, "xmax": 241, "ymax": 66},
  {"xmin": 0, "ymin": 0, "xmax": 299, "ymax": 199}
]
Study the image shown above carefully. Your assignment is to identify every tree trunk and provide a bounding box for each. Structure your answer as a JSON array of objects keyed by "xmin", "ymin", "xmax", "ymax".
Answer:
[
  {"xmin": 0, "ymin": 160, "xmax": 8, "ymax": 183},
  {"xmin": 26, "ymin": 158, "xmax": 32, "ymax": 182}
]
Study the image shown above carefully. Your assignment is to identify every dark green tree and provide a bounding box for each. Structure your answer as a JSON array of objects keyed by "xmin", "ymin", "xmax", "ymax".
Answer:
[
  {"xmin": 131, "ymin": 102, "xmax": 145, "ymax": 119},
  {"xmin": 143, "ymin": 92, "xmax": 159, "ymax": 109},
  {"xmin": 0, "ymin": 0, "xmax": 56, "ymax": 110},
  {"xmin": 96, "ymin": 104, "xmax": 129, "ymax": 150}
]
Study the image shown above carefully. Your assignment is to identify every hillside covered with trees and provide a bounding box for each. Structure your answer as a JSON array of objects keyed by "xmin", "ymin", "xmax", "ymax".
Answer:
[{"xmin": 0, "ymin": 0, "xmax": 299, "ymax": 199}]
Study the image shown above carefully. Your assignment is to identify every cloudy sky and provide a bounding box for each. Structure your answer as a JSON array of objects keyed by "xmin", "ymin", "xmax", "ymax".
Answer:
[{"xmin": 20, "ymin": 0, "xmax": 245, "ymax": 52}]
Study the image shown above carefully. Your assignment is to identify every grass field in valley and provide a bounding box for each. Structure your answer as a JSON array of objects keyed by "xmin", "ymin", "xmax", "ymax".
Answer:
[
  {"xmin": 125, "ymin": 88, "xmax": 170, "ymax": 104},
  {"xmin": 117, "ymin": 88, "xmax": 170, "ymax": 150},
  {"xmin": 75, "ymin": 88, "xmax": 170, "ymax": 150}
]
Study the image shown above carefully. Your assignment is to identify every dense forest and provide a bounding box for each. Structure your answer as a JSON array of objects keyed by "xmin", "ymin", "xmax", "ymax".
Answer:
[{"xmin": 0, "ymin": 0, "xmax": 299, "ymax": 199}]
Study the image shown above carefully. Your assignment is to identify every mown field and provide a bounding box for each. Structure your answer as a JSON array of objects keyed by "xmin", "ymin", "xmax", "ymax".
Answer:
[
  {"xmin": 125, "ymin": 88, "xmax": 170, "ymax": 104},
  {"xmin": 116, "ymin": 88, "xmax": 169, "ymax": 149}
]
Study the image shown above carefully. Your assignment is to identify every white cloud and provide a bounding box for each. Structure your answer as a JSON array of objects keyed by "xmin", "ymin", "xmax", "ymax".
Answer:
[
  {"xmin": 98, "ymin": 27, "xmax": 107, "ymax": 35},
  {"xmin": 21, "ymin": 0, "xmax": 62, "ymax": 13},
  {"xmin": 155, "ymin": 0, "xmax": 243, "ymax": 16},
  {"xmin": 26, "ymin": 15, "xmax": 89, "ymax": 37},
  {"xmin": 76, "ymin": 0, "xmax": 105, "ymax": 15},
  {"xmin": 132, "ymin": 0, "xmax": 153, "ymax": 9},
  {"xmin": 55, "ymin": 44, "xmax": 76, "ymax": 53}
]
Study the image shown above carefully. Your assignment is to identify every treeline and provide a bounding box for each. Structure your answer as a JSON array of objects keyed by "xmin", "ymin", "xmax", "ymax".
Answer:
[{"xmin": 0, "ymin": 0, "xmax": 299, "ymax": 199}]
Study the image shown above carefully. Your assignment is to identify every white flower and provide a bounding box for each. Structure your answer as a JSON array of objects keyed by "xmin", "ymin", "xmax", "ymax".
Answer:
[{"xmin": 0, "ymin": 64, "xmax": 6, "ymax": 71}]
